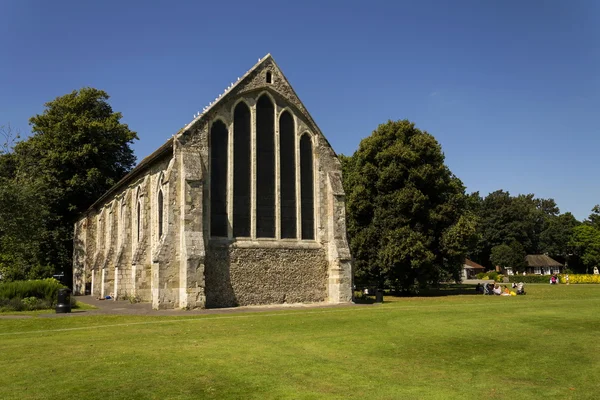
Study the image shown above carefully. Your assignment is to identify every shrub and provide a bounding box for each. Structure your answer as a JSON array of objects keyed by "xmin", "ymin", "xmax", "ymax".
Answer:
[
  {"xmin": 0, "ymin": 278, "xmax": 66, "ymax": 305},
  {"xmin": 0, "ymin": 298, "xmax": 25, "ymax": 312},
  {"xmin": 559, "ymin": 274, "xmax": 600, "ymax": 284},
  {"xmin": 476, "ymin": 272, "xmax": 486, "ymax": 279},
  {"xmin": 508, "ymin": 275, "xmax": 553, "ymax": 284},
  {"xmin": 487, "ymin": 271, "xmax": 498, "ymax": 281}
]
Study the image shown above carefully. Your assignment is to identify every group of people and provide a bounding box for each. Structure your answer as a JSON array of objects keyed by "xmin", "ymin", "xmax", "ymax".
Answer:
[{"xmin": 476, "ymin": 282, "xmax": 525, "ymax": 296}]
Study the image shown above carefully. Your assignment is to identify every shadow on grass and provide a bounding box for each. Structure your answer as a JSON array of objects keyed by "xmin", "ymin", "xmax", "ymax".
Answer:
[
  {"xmin": 356, "ymin": 284, "xmax": 485, "ymax": 301},
  {"xmin": 352, "ymin": 296, "xmax": 377, "ymax": 304}
]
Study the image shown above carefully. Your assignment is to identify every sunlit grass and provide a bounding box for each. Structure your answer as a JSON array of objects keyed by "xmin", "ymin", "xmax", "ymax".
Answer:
[{"xmin": 1, "ymin": 284, "xmax": 598, "ymax": 399}]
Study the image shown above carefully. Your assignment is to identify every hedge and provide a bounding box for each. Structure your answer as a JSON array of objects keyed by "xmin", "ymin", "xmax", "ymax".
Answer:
[
  {"xmin": 0, "ymin": 278, "xmax": 66, "ymax": 304},
  {"xmin": 508, "ymin": 274, "xmax": 600, "ymax": 284},
  {"xmin": 559, "ymin": 274, "xmax": 600, "ymax": 284},
  {"xmin": 507, "ymin": 275, "xmax": 554, "ymax": 284}
]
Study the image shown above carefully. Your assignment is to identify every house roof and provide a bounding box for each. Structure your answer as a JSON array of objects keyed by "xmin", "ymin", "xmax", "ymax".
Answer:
[
  {"xmin": 525, "ymin": 254, "xmax": 563, "ymax": 268},
  {"xmin": 464, "ymin": 259, "xmax": 486, "ymax": 270}
]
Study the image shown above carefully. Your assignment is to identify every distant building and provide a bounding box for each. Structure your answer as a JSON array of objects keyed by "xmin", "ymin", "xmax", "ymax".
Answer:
[
  {"xmin": 523, "ymin": 254, "xmax": 563, "ymax": 275},
  {"xmin": 462, "ymin": 259, "xmax": 486, "ymax": 279}
]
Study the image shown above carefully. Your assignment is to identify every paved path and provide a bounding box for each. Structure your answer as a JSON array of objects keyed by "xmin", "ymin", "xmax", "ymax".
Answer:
[{"xmin": 33, "ymin": 296, "xmax": 365, "ymax": 318}]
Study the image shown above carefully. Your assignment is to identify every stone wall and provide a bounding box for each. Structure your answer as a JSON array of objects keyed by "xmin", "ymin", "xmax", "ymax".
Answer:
[{"xmin": 205, "ymin": 243, "xmax": 327, "ymax": 308}]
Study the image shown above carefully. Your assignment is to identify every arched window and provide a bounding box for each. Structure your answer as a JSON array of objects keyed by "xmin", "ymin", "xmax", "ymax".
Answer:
[
  {"xmin": 279, "ymin": 111, "xmax": 296, "ymax": 238},
  {"xmin": 210, "ymin": 120, "xmax": 229, "ymax": 237},
  {"xmin": 233, "ymin": 102, "xmax": 251, "ymax": 237},
  {"xmin": 106, "ymin": 206, "xmax": 112, "ymax": 250},
  {"xmin": 256, "ymin": 95, "xmax": 275, "ymax": 238},
  {"xmin": 266, "ymin": 71, "xmax": 272, "ymax": 84},
  {"xmin": 157, "ymin": 189, "xmax": 164, "ymax": 238},
  {"xmin": 300, "ymin": 133, "xmax": 314, "ymax": 240},
  {"xmin": 120, "ymin": 199, "xmax": 126, "ymax": 247},
  {"xmin": 137, "ymin": 201, "xmax": 141, "ymax": 243}
]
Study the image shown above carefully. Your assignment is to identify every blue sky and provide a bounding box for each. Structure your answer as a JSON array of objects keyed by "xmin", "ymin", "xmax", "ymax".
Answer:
[{"xmin": 1, "ymin": 0, "xmax": 598, "ymax": 220}]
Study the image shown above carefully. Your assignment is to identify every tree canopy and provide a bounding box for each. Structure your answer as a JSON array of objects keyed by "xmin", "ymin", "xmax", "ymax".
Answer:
[
  {"xmin": 0, "ymin": 88, "xmax": 137, "ymax": 282},
  {"xmin": 342, "ymin": 120, "xmax": 477, "ymax": 292}
]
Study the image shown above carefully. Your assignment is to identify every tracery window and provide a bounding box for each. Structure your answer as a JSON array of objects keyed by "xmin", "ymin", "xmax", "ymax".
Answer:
[
  {"xmin": 233, "ymin": 102, "xmax": 251, "ymax": 237},
  {"xmin": 279, "ymin": 111, "xmax": 296, "ymax": 239},
  {"xmin": 210, "ymin": 120, "xmax": 229, "ymax": 237},
  {"xmin": 209, "ymin": 94, "xmax": 315, "ymax": 241},
  {"xmin": 256, "ymin": 95, "xmax": 275, "ymax": 238},
  {"xmin": 300, "ymin": 133, "xmax": 315, "ymax": 240}
]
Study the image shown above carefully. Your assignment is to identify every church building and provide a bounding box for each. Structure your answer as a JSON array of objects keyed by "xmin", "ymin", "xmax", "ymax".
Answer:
[{"xmin": 72, "ymin": 54, "xmax": 353, "ymax": 309}]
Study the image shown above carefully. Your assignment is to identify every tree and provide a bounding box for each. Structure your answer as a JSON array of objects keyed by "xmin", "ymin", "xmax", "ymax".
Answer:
[
  {"xmin": 343, "ymin": 120, "xmax": 477, "ymax": 292},
  {"xmin": 539, "ymin": 212, "xmax": 579, "ymax": 263},
  {"xmin": 489, "ymin": 241, "xmax": 526, "ymax": 273},
  {"xmin": 8, "ymin": 88, "xmax": 138, "ymax": 281},
  {"xmin": 0, "ymin": 124, "xmax": 19, "ymax": 179},
  {"xmin": 586, "ymin": 205, "xmax": 600, "ymax": 230},
  {"xmin": 570, "ymin": 225, "xmax": 600, "ymax": 273},
  {"xmin": 471, "ymin": 191, "xmax": 561, "ymax": 268},
  {"xmin": 0, "ymin": 178, "xmax": 51, "ymax": 280}
]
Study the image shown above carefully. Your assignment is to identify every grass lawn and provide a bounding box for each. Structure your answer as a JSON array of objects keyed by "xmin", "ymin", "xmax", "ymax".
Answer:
[{"xmin": 1, "ymin": 285, "xmax": 599, "ymax": 399}]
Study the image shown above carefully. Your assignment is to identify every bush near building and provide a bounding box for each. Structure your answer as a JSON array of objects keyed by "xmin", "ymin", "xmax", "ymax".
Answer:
[{"xmin": 0, "ymin": 278, "xmax": 65, "ymax": 311}]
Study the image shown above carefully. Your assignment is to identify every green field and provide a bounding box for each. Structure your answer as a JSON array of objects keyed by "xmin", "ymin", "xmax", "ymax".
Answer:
[{"xmin": 1, "ymin": 285, "xmax": 599, "ymax": 399}]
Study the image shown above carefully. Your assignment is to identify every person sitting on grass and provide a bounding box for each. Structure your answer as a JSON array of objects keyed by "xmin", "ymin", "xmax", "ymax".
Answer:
[{"xmin": 493, "ymin": 284, "xmax": 502, "ymax": 295}]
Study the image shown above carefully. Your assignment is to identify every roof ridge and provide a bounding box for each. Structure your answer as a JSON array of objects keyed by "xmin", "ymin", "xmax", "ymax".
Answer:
[{"xmin": 177, "ymin": 53, "xmax": 272, "ymax": 136}]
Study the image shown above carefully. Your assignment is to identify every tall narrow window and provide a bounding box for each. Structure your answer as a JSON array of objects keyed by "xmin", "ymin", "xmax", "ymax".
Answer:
[
  {"xmin": 233, "ymin": 102, "xmax": 251, "ymax": 237},
  {"xmin": 137, "ymin": 201, "xmax": 141, "ymax": 243},
  {"xmin": 266, "ymin": 71, "xmax": 272, "ymax": 84},
  {"xmin": 256, "ymin": 95, "xmax": 275, "ymax": 238},
  {"xmin": 120, "ymin": 201, "xmax": 126, "ymax": 247},
  {"xmin": 279, "ymin": 111, "xmax": 296, "ymax": 238},
  {"xmin": 157, "ymin": 189, "xmax": 164, "ymax": 238},
  {"xmin": 300, "ymin": 133, "xmax": 314, "ymax": 240},
  {"xmin": 210, "ymin": 120, "xmax": 229, "ymax": 237}
]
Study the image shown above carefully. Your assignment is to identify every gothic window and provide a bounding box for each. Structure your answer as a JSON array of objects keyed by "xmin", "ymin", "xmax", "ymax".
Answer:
[
  {"xmin": 137, "ymin": 201, "xmax": 141, "ymax": 243},
  {"xmin": 120, "ymin": 200, "xmax": 126, "ymax": 247},
  {"xmin": 256, "ymin": 95, "xmax": 275, "ymax": 238},
  {"xmin": 233, "ymin": 102, "xmax": 251, "ymax": 237},
  {"xmin": 157, "ymin": 189, "xmax": 164, "ymax": 238},
  {"xmin": 279, "ymin": 111, "xmax": 296, "ymax": 238},
  {"xmin": 300, "ymin": 133, "xmax": 314, "ymax": 240},
  {"xmin": 97, "ymin": 213, "xmax": 102, "ymax": 250},
  {"xmin": 210, "ymin": 120, "xmax": 229, "ymax": 237},
  {"xmin": 106, "ymin": 207, "xmax": 112, "ymax": 250}
]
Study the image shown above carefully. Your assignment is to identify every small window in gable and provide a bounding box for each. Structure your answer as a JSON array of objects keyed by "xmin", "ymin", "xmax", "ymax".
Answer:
[{"xmin": 266, "ymin": 71, "xmax": 272, "ymax": 84}]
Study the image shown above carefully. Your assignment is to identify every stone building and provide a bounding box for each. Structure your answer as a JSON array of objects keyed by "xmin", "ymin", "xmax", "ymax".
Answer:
[{"xmin": 72, "ymin": 54, "xmax": 353, "ymax": 309}]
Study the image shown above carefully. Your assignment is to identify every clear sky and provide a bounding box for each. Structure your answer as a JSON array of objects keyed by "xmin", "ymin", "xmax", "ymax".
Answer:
[{"xmin": 1, "ymin": 0, "xmax": 598, "ymax": 220}]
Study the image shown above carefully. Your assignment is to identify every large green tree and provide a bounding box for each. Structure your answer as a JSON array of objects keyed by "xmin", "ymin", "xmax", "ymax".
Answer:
[
  {"xmin": 470, "ymin": 190, "xmax": 563, "ymax": 268},
  {"xmin": 539, "ymin": 212, "xmax": 579, "ymax": 264},
  {"xmin": 343, "ymin": 120, "xmax": 477, "ymax": 292},
  {"xmin": 7, "ymin": 88, "xmax": 138, "ymax": 281},
  {"xmin": 570, "ymin": 224, "xmax": 600, "ymax": 273},
  {"xmin": 0, "ymin": 178, "xmax": 50, "ymax": 280}
]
